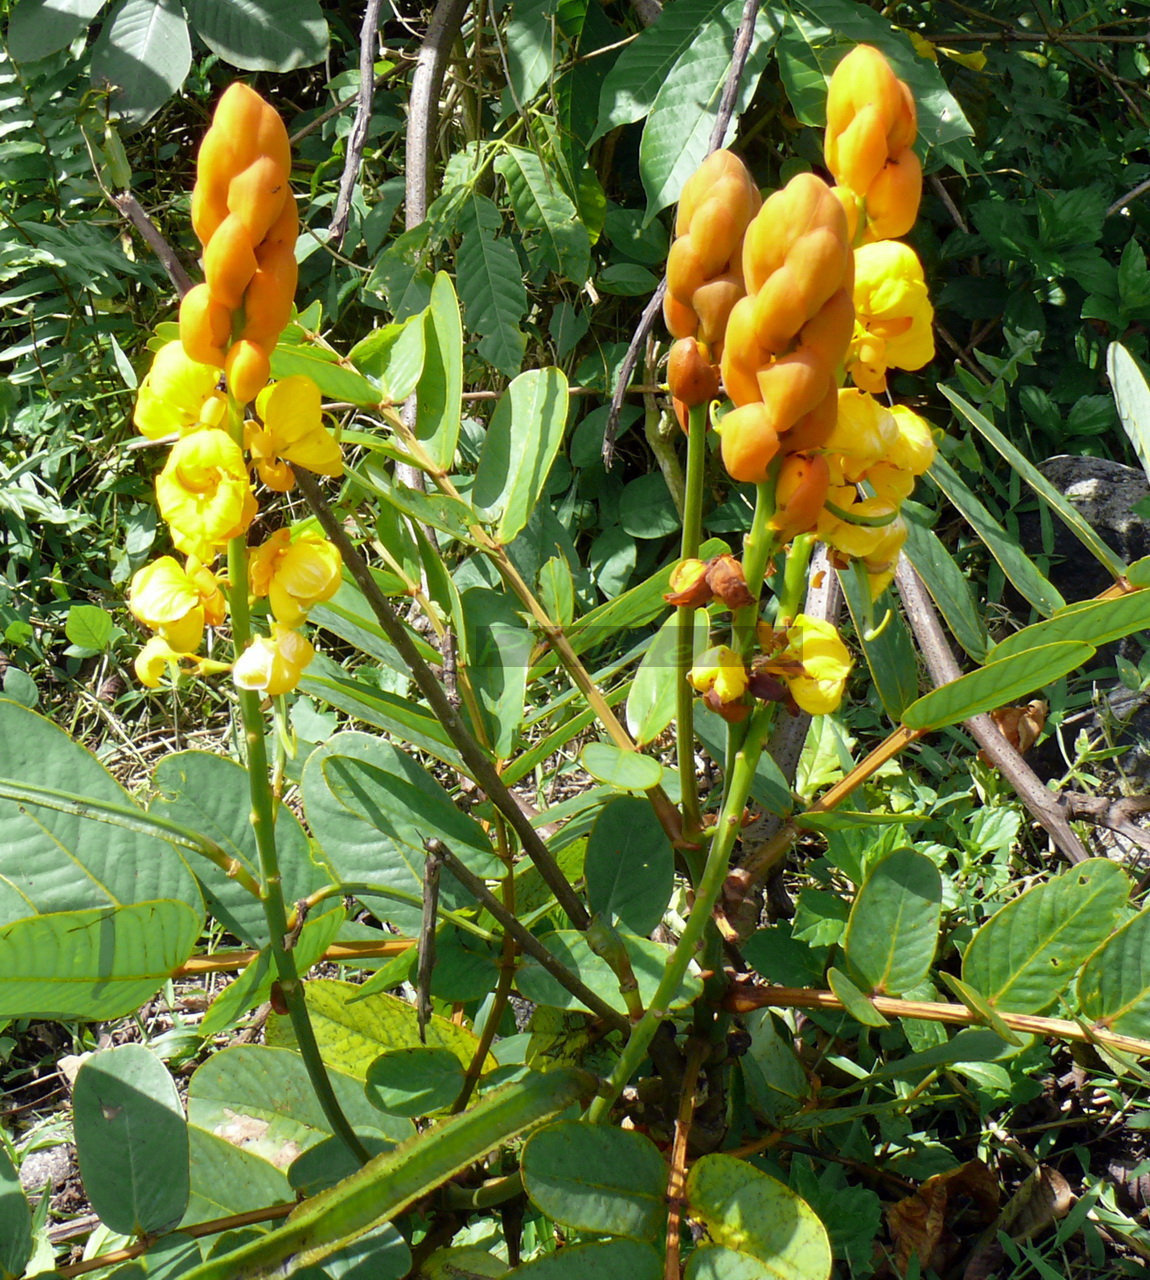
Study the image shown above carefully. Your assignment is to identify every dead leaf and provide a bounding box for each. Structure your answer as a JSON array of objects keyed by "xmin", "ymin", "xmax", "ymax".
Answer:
[
  {"xmin": 887, "ymin": 1159, "xmax": 1000, "ymax": 1276},
  {"xmin": 963, "ymin": 1166, "xmax": 1072, "ymax": 1279}
]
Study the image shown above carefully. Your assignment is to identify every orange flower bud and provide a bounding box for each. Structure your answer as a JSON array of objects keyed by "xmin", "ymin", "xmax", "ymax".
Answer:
[
  {"xmin": 667, "ymin": 236, "xmax": 708, "ymax": 302},
  {"xmin": 743, "ymin": 174, "xmax": 830, "ymax": 291},
  {"xmin": 241, "ymin": 241, "xmax": 297, "ymax": 347},
  {"xmin": 719, "ymin": 402, "xmax": 780, "ymax": 484},
  {"xmin": 755, "ymin": 349, "xmax": 827, "ymax": 431},
  {"xmin": 667, "ymin": 338, "xmax": 720, "ymax": 408},
  {"xmin": 781, "ymin": 380, "xmax": 838, "ymax": 452},
  {"xmin": 693, "ymin": 272, "xmax": 744, "ymax": 348},
  {"xmin": 203, "ymin": 212, "xmax": 259, "ymax": 311},
  {"xmin": 226, "ymin": 338, "xmax": 271, "ymax": 403},
  {"xmin": 862, "ymin": 147, "xmax": 922, "ymax": 242},
  {"xmin": 228, "ymin": 155, "xmax": 289, "ymax": 244},
  {"xmin": 179, "ymin": 283, "xmax": 230, "ymax": 367},
  {"xmin": 720, "ymin": 296, "xmax": 766, "ymax": 406},
  {"xmin": 769, "ymin": 453, "xmax": 830, "ymax": 539},
  {"xmin": 664, "ymin": 291, "xmax": 700, "ymax": 341},
  {"xmin": 676, "ymin": 150, "xmax": 759, "ymax": 239},
  {"xmin": 798, "ymin": 289, "xmax": 854, "ymax": 368}
]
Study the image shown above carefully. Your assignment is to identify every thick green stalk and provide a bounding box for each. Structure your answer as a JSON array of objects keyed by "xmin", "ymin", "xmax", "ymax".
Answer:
[
  {"xmin": 586, "ymin": 704, "xmax": 775, "ymax": 1123},
  {"xmin": 676, "ymin": 400, "xmax": 709, "ymax": 837},
  {"xmin": 225, "ymin": 401, "xmax": 368, "ymax": 1166}
]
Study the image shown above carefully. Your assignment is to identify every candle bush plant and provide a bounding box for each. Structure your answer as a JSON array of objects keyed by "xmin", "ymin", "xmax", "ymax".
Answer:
[{"xmin": 3, "ymin": 11, "xmax": 1150, "ymax": 1280}]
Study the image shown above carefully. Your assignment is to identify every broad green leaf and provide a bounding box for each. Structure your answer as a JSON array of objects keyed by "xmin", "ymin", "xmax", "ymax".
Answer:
[
  {"xmin": 299, "ymin": 661, "xmax": 461, "ymax": 766},
  {"xmin": 64, "ymin": 603, "xmax": 116, "ymax": 653},
  {"xmin": 184, "ymin": 0, "xmax": 328, "ymax": 71},
  {"xmin": 74, "ymin": 1045, "xmax": 188, "ymax": 1235},
  {"xmin": 0, "ymin": 1141, "xmax": 32, "ymax": 1280},
  {"xmin": 989, "ymin": 589, "xmax": 1150, "ymax": 664},
  {"xmin": 187, "ymin": 1045, "xmax": 406, "ymax": 1176},
  {"xmin": 266, "ymin": 979, "xmax": 494, "ymax": 1078},
  {"xmin": 348, "ymin": 313, "xmax": 426, "ymax": 404},
  {"xmin": 309, "ymin": 580, "xmax": 441, "ymax": 672},
  {"xmin": 1077, "ymin": 907, "xmax": 1150, "ymax": 1040},
  {"xmin": 521, "ymin": 1121, "xmax": 666, "ymax": 1241},
  {"xmin": 150, "ymin": 752, "xmax": 328, "ymax": 949},
  {"xmin": 963, "ymin": 859, "xmax": 1128, "ymax": 1013},
  {"xmin": 627, "ymin": 608, "xmax": 708, "ymax": 745},
  {"xmin": 292, "ymin": 1222, "xmax": 409, "ymax": 1278},
  {"xmin": 424, "ymin": 1248, "xmax": 508, "ymax": 1278},
  {"xmin": 640, "ymin": 1, "xmax": 778, "ymax": 217},
  {"xmin": 270, "ymin": 343, "xmax": 379, "ymax": 406},
  {"xmin": 901, "ymin": 502, "xmax": 989, "ymax": 662},
  {"xmin": 91, "ymin": 0, "xmax": 191, "ymax": 126},
  {"xmin": 778, "ymin": 0, "xmax": 973, "ymax": 156},
  {"xmin": 184, "ymin": 1124, "xmax": 293, "ymax": 1226},
  {"xmin": 364, "ymin": 1048, "xmax": 464, "ymax": 1118},
  {"xmin": 302, "ymin": 733, "xmax": 500, "ymax": 932},
  {"xmin": 740, "ymin": 1008, "xmax": 810, "ymax": 1123},
  {"xmin": 495, "ymin": 147, "xmax": 591, "ymax": 283},
  {"xmin": 460, "ymin": 586, "xmax": 532, "ymax": 757},
  {"xmin": 685, "ymin": 1153, "xmax": 832, "ymax": 1280},
  {"xmin": 900, "ymin": 641, "xmax": 1094, "ymax": 732},
  {"xmin": 181, "ymin": 1070, "xmax": 594, "ymax": 1280},
  {"xmin": 507, "ymin": 1241, "xmax": 661, "ymax": 1279},
  {"xmin": 929, "ymin": 454, "xmax": 1065, "ymax": 616},
  {"xmin": 579, "ymin": 742, "xmax": 664, "ymax": 792},
  {"xmin": 473, "ymin": 368, "xmax": 570, "ymax": 543},
  {"xmin": 416, "ymin": 273, "xmax": 464, "ymax": 469},
  {"xmin": 516, "ymin": 931, "xmax": 700, "ymax": 1014},
  {"xmin": 827, "ymin": 967, "xmax": 889, "ymax": 1027},
  {"xmin": 7, "ymin": 0, "xmax": 106, "ymax": 62},
  {"xmin": 0, "ymin": 901, "xmax": 200, "ymax": 1020},
  {"xmin": 695, "ymin": 706, "xmax": 794, "ymax": 816},
  {"xmin": 593, "ymin": 0, "xmax": 733, "ymax": 140},
  {"xmin": 0, "ymin": 699, "xmax": 199, "ymax": 920},
  {"xmin": 457, "ymin": 195, "xmax": 528, "ymax": 376},
  {"xmin": 844, "ymin": 848, "xmax": 942, "ymax": 996},
  {"xmin": 941, "ymin": 386, "xmax": 1128, "ymax": 579},
  {"xmin": 584, "ymin": 797, "xmax": 674, "ymax": 936},
  {"xmin": 502, "ymin": 0, "xmax": 558, "ymax": 113},
  {"xmin": 1108, "ymin": 342, "xmax": 1150, "ymax": 485}
]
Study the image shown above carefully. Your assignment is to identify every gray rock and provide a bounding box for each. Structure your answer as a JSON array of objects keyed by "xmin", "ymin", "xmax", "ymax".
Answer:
[
  {"xmin": 1031, "ymin": 455, "xmax": 1150, "ymax": 601},
  {"xmin": 18, "ymin": 1144, "xmax": 75, "ymax": 1197}
]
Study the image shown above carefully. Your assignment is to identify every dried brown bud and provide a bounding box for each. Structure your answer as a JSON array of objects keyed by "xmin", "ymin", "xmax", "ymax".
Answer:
[
  {"xmin": 665, "ymin": 558, "xmax": 712, "ymax": 607},
  {"xmin": 705, "ymin": 554, "xmax": 756, "ymax": 609},
  {"xmin": 667, "ymin": 337, "xmax": 720, "ymax": 409}
]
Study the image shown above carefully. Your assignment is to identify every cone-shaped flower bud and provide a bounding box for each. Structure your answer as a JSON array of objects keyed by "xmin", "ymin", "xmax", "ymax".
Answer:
[{"xmin": 667, "ymin": 338, "xmax": 720, "ymax": 408}]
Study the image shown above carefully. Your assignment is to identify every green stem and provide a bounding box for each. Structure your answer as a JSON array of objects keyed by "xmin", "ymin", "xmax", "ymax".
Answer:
[
  {"xmin": 777, "ymin": 533, "xmax": 814, "ymax": 623},
  {"xmin": 586, "ymin": 705, "xmax": 776, "ymax": 1123},
  {"xmin": 225, "ymin": 403, "xmax": 368, "ymax": 1167},
  {"xmin": 676, "ymin": 400, "xmax": 709, "ymax": 838}
]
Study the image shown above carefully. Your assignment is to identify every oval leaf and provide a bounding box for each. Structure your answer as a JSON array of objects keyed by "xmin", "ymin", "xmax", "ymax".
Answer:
[
  {"xmin": 844, "ymin": 848, "xmax": 942, "ymax": 996},
  {"xmin": 900, "ymin": 641, "xmax": 1095, "ymax": 732},
  {"xmin": 184, "ymin": 0, "xmax": 328, "ymax": 71},
  {"xmin": 521, "ymin": 1120, "xmax": 666, "ymax": 1241},
  {"xmin": 580, "ymin": 742, "xmax": 664, "ymax": 792},
  {"xmin": 74, "ymin": 1045, "xmax": 189, "ymax": 1235},
  {"xmin": 0, "ymin": 1141, "xmax": 32, "ymax": 1280},
  {"xmin": 364, "ymin": 1047, "xmax": 465, "ymax": 1118},
  {"xmin": 963, "ymin": 859, "xmax": 1130, "ymax": 1013},
  {"xmin": 685, "ymin": 1153, "xmax": 832, "ymax": 1280},
  {"xmin": 1077, "ymin": 906, "xmax": 1150, "ymax": 1040},
  {"xmin": 584, "ymin": 797, "xmax": 673, "ymax": 936},
  {"xmin": 90, "ymin": 0, "xmax": 191, "ymax": 127},
  {"xmin": 988, "ymin": 591, "xmax": 1150, "ymax": 664},
  {"xmin": 473, "ymin": 368, "xmax": 569, "ymax": 543}
]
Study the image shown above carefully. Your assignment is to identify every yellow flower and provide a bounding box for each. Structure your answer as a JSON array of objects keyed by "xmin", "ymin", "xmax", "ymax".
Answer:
[
  {"xmin": 886, "ymin": 405, "xmax": 936, "ymax": 475},
  {"xmin": 134, "ymin": 635, "xmax": 200, "ymax": 688},
  {"xmin": 817, "ymin": 496, "xmax": 899, "ymax": 560},
  {"xmin": 232, "ymin": 624, "xmax": 315, "ymax": 696},
  {"xmin": 128, "ymin": 555, "xmax": 226, "ymax": 653},
  {"xmin": 770, "ymin": 615, "xmax": 853, "ymax": 716},
  {"xmin": 245, "ymin": 376, "xmax": 342, "ymax": 491},
  {"xmin": 850, "ymin": 241, "xmax": 934, "ymax": 393},
  {"xmin": 134, "ymin": 341, "xmax": 227, "ymax": 441},
  {"xmin": 863, "ymin": 516, "xmax": 908, "ymax": 599},
  {"xmin": 689, "ymin": 645, "xmax": 749, "ymax": 704},
  {"xmin": 155, "ymin": 428, "xmax": 257, "ymax": 561},
  {"xmin": 826, "ymin": 388, "xmax": 897, "ymax": 482},
  {"xmin": 249, "ymin": 528, "xmax": 342, "ymax": 626}
]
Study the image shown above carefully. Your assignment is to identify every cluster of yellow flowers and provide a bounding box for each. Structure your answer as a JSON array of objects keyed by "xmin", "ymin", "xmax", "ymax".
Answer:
[
  {"xmin": 127, "ymin": 86, "xmax": 343, "ymax": 696},
  {"xmin": 663, "ymin": 44, "xmax": 939, "ymax": 722}
]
